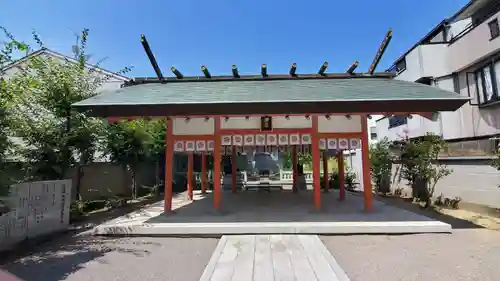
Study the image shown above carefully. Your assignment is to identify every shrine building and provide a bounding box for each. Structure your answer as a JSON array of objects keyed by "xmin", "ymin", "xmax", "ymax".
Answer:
[{"xmin": 72, "ymin": 31, "xmax": 469, "ymax": 213}]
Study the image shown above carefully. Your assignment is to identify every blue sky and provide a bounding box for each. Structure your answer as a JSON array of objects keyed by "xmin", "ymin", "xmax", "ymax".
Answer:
[{"xmin": 1, "ymin": 0, "xmax": 469, "ymax": 77}]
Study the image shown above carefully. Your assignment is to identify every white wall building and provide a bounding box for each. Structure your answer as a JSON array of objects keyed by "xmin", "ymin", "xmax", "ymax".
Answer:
[
  {"xmin": 376, "ymin": 0, "xmax": 500, "ymax": 156},
  {"xmin": 1, "ymin": 48, "xmax": 129, "ymax": 91},
  {"xmin": 376, "ymin": 0, "xmax": 500, "ymax": 209}
]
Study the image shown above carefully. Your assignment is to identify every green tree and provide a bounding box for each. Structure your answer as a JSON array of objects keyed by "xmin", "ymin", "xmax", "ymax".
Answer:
[
  {"xmin": 396, "ymin": 133, "xmax": 451, "ymax": 207},
  {"xmin": 147, "ymin": 118, "xmax": 167, "ymax": 188},
  {"xmin": 103, "ymin": 119, "xmax": 160, "ymax": 198},
  {"xmin": 0, "ymin": 26, "xmax": 29, "ymax": 68},
  {"xmin": 0, "ymin": 27, "xmax": 29, "ymax": 205},
  {"xmin": 3, "ymin": 28, "xmax": 131, "ymax": 200},
  {"xmin": 369, "ymin": 137, "xmax": 393, "ymax": 193},
  {"xmin": 0, "ymin": 80, "xmax": 14, "ymax": 202},
  {"xmin": 491, "ymin": 139, "xmax": 500, "ymax": 171},
  {"xmin": 298, "ymin": 152, "xmax": 313, "ymax": 166},
  {"xmin": 278, "ymin": 151, "xmax": 312, "ymax": 170},
  {"xmin": 281, "ymin": 151, "xmax": 292, "ymax": 170}
]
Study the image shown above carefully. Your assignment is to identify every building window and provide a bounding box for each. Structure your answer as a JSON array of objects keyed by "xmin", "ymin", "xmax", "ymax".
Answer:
[
  {"xmin": 395, "ymin": 59, "xmax": 406, "ymax": 73},
  {"xmin": 488, "ymin": 18, "xmax": 500, "ymax": 39},
  {"xmin": 473, "ymin": 62, "xmax": 499, "ymax": 105},
  {"xmin": 495, "ymin": 61, "xmax": 500, "ymax": 95},
  {"xmin": 452, "ymin": 74, "xmax": 460, "ymax": 93},
  {"xmin": 415, "ymin": 77, "xmax": 432, "ymax": 85},
  {"xmin": 483, "ymin": 65, "xmax": 495, "ymax": 100},
  {"xmin": 388, "ymin": 116, "xmax": 407, "ymax": 129},
  {"xmin": 370, "ymin": 132, "xmax": 377, "ymax": 140}
]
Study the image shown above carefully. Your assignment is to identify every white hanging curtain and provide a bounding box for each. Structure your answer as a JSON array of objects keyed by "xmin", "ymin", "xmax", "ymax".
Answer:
[{"xmin": 483, "ymin": 66, "xmax": 494, "ymax": 101}]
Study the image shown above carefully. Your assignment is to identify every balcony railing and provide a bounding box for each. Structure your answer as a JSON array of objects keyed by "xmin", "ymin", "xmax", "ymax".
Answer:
[
  {"xmin": 449, "ymin": 23, "xmax": 474, "ymax": 44},
  {"xmin": 449, "ymin": 4, "xmax": 500, "ymax": 45},
  {"xmin": 447, "ymin": 9, "xmax": 500, "ymax": 72}
]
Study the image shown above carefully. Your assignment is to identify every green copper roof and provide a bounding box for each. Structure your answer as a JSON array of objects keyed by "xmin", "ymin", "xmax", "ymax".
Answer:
[
  {"xmin": 72, "ymin": 76, "xmax": 469, "ymax": 117},
  {"xmin": 74, "ymin": 77, "xmax": 467, "ymax": 106}
]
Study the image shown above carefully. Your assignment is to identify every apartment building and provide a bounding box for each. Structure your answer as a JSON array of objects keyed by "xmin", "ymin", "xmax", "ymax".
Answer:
[
  {"xmin": 369, "ymin": 124, "xmax": 378, "ymax": 144},
  {"xmin": 376, "ymin": 0, "xmax": 500, "ymax": 157},
  {"xmin": 374, "ymin": 0, "xmax": 500, "ymax": 209}
]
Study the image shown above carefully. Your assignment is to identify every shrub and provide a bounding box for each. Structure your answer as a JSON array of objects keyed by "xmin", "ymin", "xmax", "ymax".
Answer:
[
  {"xmin": 320, "ymin": 169, "xmax": 357, "ymax": 190},
  {"xmin": 396, "ymin": 133, "xmax": 451, "ymax": 208},
  {"xmin": 70, "ymin": 200, "xmax": 85, "ymax": 222},
  {"xmin": 370, "ymin": 138, "xmax": 393, "ymax": 194}
]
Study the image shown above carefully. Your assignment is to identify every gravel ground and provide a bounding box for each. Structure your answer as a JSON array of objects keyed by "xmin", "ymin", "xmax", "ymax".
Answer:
[
  {"xmin": 322, "ymin": 229, "xmax": 500, "ymax": 281},
  {"xmin": 1, "ymin": 235, "xmax": 219, "ymax": 281}
]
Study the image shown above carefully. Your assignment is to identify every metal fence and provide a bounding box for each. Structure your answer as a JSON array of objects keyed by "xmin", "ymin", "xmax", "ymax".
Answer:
[{"xmin": 0, "ymin": 180, "xmax": 72, "ymax": 251}]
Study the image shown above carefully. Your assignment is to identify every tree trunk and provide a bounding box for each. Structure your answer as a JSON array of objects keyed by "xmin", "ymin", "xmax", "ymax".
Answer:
[
  {"xmin": 122, "ymin": 165, "xmax": 129, "ymax": 198},
  {"xmin": 75, "ymin": 165, "xmax": 84, "ymax": 200},
  {"xmin": 412, "ymin": 176, "xmax": 430, "ymax": 206},
  {"xmin": 61, "ymin": 109, "xmax": 72, "ymax": 181},
  {"xmin": 411, "ymin": 175, "xmax": 418, "ymax": 200},
  {"xmin": 131, "ymin": 166, "xmax": 137, "ymax": 199},
  {"xmin": 155, "ymin": 159, "xmax": 160, "ymax": 186},
  {"xmin": 155, "ymin": 159, "xmax": 160, "ymax": 197},
  {"xmin": 422, "ymin": 179, "xmax": 432, "ymax": 208},
  {"xmin": 379, "ymin": 173, "xmax": 391, "ymax": 194}
]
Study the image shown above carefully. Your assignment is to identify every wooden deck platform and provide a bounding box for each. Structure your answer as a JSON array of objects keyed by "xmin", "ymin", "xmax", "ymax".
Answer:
[{"xmin": 200, "ymin": 235, "xmax": 350, "ymax": 281}]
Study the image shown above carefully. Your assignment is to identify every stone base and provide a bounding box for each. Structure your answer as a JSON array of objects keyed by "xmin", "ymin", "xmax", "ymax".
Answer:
[
  {"xmin": 90, "ymin": 190, "xmax": 452, "ymax": 237},
  {"xmin": 93, "ymin": 220, "xmax": 451, "ymax": 236}
]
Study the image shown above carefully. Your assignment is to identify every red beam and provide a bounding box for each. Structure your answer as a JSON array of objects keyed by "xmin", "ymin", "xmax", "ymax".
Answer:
[
  {"xmin": 219, "ymin": 128, "xmax": 312, "ymax": 135},
  {"xmin": 213, "ymin": 117, "xmax": 222, "ymax": 210},
  {"xmin": 187, "ymin": 153, "xmax": 193, "ymax": 200},
  {"xmin": 201, "ymin": 153, "xmax": 207, "ymax": 194},
  {"xmin": 323, "ymin": 151, "xmax": 329, "ymax": 193},
  {"xmin": 164, "ymin": 117, "xmax": 174, "ymax": 212},
  {"xmin": 361, "ymin": 115, "xmax": 373, "ymax": 211}
]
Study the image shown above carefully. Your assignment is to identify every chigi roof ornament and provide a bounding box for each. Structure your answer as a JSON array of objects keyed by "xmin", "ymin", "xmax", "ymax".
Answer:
[{"xmin": 136, "ymin": 28, "xmax": 394, "ymax": 84}]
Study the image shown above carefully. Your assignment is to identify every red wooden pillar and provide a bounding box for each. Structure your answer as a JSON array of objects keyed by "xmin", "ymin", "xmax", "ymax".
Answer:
[
  {"xmin": 187, "ymin": 152, "xmax": 193, "ymax": 200},
  {"xmin": 164, "ymin": 117, "xmax": 174, "ymax": 212},
  {"xmin": 201, "ymin": 153, "xmax": 207, "ymax": 194},
  {"xmin": 311, "ymin": 115, "xmax": 321, "ymax": 210},
  {"xmin": 338, "ymin": 150, "xmax": 345, "ymax": 201},
  {"xmin": 213, "ymin": 117, "xmax": 222, "ymax": 210},
  {"xmin": 361, "ymin": 115, "xmax": 373, "ymax": 210},
  {"xmin": 322, "ymin": 151, "xmax": 329, "ymax": 193},
  {"xmin": 292, "ymin": 145, "xmax": 298, "ymax": 193},
  {"xmin": 231, "ymin": 146, "xmax": 237, "ymax": 193}
]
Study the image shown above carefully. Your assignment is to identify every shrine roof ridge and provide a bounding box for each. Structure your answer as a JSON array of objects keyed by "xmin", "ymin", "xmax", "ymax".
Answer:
[{"xmin": 124, "ymin": 72, "xmax": 396, "ymax": 86}]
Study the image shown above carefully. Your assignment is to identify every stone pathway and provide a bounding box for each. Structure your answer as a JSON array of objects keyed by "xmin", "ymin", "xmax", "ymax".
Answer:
[{"xmin": 199, "ymin": 235, "xmax": 350, "ymax": 281}]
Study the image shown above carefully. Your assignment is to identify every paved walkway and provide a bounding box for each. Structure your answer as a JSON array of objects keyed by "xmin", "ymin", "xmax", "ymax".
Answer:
[
  {"xmin": 321, "ymin": 229, "xmax": 500, "ymax": 281},
  {"xmin": 1, "ymin": 236, "xmax": 219, "ymax": 281},
  {"xmin": 3, "ymin": 227, "xmax": 500, "ymax": 280},
  {"xmin": 200, "ymin": 235, "xmax": 350, "ymax": 281}
]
